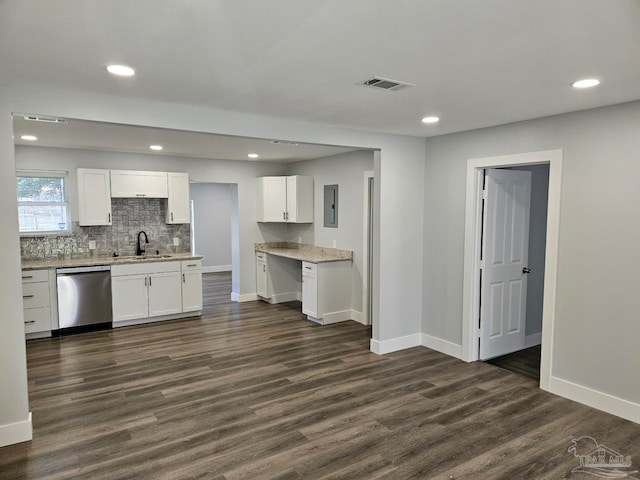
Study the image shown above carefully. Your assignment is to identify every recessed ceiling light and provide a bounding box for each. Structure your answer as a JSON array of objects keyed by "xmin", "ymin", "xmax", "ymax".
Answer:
[
  {"xmin": 20, "ymin": 135, "xmax": 37, "ymax": 141},
  {"xmin": 421, "ymin": 116, "xmax": 440, "ymax": 124},
  {"xmin": 571, "ymin": 78, "xmax": 600, "ymax": 89},
  {"xmin": 149, "ymin": 145, "xmax": 163, "ymax": 151},
  {"xmin": 105, "ymin": 64, "xmax": 136, "ymax": 77},
  {"xmin": 248, "ymin": 153, "xmax": 259, "ymax": 159}
]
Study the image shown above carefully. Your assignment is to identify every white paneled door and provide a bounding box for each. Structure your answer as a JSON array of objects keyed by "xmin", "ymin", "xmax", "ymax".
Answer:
[{"xmin": 480, "ymin": 169, "xmax": 532, "ymax": 360}]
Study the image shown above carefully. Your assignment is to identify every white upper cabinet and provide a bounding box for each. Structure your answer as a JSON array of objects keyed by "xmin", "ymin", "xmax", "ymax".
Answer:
[
  {"xmin": 256, "ymin": 175, "xmax": 313, "ymax": 223},
  {"xmin": 286, "ymin": 175, "xmax": 313, "ymax": 223},
  {"xmin": 77, "ymin": 168, "xmax": 112, "ymax": 226},
  {"xmin": 166, "ymin": 172, "xmax": 190, "ymax": 224},
  {"xmin": 110, "ymin": 170, "xmax": 168, "ymax": 198}
]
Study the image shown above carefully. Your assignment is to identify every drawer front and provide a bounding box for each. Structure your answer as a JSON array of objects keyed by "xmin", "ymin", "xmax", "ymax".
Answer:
[
  {"xmin": 302, "ymin": 262, "xmax": 317, "ymax": 274},
  {"xmin": 112, "ymin": 261, "xmax": 181, "ymax": 277},
  {"xmin": 24, "ymin": 307, "xmax": 52, "ymax": 333},
  {"xmin": 181, "ymin": 259, "xmax": 202, "ymax": 271},
  {"xmin": 22, "ymin": 282, "xmax": 51, "ymax": 309},
  {"xmin": 21, "ymin": 269, "xmax": 49, "ymax": 284}
]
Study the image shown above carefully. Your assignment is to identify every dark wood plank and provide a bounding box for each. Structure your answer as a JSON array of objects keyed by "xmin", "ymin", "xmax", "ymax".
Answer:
[{"xmin": 1, "ymin": 272, "xmax": 638, "ymax": 479}]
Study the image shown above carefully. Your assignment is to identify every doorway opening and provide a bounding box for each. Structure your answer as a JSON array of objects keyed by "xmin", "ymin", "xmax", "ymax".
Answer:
[
  {"xmin": 479, "ymin": 165, "xmax": 549, "ymax": 381},
  {"xmin": 189, "ymin": 182, "xmax": 238, "ymax": 302},
  {"xmin": 461, "ymin": 149, "xmax": 563, "ymax": 391}
]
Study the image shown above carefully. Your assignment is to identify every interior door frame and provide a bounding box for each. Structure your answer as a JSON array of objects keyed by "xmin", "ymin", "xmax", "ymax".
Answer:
[
  {"xmin": 362, "ymin": 170, "xmax": 374, "ymax": 326},
  {"xmin": 461, "ymin": 149, "xmax": 563, "ymax": 391}
]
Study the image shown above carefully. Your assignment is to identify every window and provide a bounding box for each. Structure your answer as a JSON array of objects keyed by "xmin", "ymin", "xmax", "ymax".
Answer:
[{"xmin": 17, "ymin": 172, "xmax": 70, "ymax": 235}]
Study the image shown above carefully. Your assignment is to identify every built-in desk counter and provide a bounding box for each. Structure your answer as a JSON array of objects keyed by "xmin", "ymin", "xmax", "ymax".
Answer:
[
  {"xmin": 254, "ymin": 242, "xmax": 352, "ymax": 263},
  {"xmin": 255, "ymin": 243, "xmax": 353, "ymax": 324}
]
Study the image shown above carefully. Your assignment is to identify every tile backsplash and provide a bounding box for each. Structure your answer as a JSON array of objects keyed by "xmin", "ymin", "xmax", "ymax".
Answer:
[{"xmin": 20, "ymin": 198, "xmax": 190, "ymax": 260}]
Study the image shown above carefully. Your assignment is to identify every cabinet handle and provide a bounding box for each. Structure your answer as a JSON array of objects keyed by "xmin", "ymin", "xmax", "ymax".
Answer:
[
  {"xmin": 22, "ymin": 275, "xmax": 33, "ymax": 279},
  {"xmin": 149, "ymin": 276, "xmax": 152, "ymax": 287},
  {"xmin": 145, "ymin": 277, "xmax": 147, "ymax": 287},
  {"xmin": 23, "ymin": 295, "xmax": 35, "ymax": 299},
  {"xmin": 283, "ymin": 211, "xmax": 286, "ymax": 220},
  {"xmin": 136, "ymin": 194, "xmax": 146, "ymax": 197},
  {"xmin": 171, "ymin": 212, "xmax": 174, "ymax": 222},
  {"xmin": 263, "ymin": 265, "xmax": 266, "ymax": 272},
  {"xmin": 304, "ymin": 266, "xmax": 312, "ymax": 270},
  {"xmin": 108, "ymin": 212, "xmax": 111, "ymax": 223},
  {"xmin": 187, "ymin": 263, "xmax": 197, "ymax": 267},
  {"xmin": 24, "ymin": 320, "xmax": 36, "ymax": 325},
  {"xmin": 183, "ymin": 273, "xmax": 185, "ymax": 283},
  {"xmin": 286, "ymin": 212, "xmax": 289, "ymax": 220}
]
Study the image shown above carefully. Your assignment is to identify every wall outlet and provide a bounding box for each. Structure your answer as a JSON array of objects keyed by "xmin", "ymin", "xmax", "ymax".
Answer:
[
  {"xmin": 88, "ymin": 240, "xmax": 96, "ymax": 250},
  {"xmin": 173, "ymin": 237, "xmax": 180, "ymax": 246},
  {"xmin": 332, "ymin": 240, "xmax": 337, "ymax": 248}
]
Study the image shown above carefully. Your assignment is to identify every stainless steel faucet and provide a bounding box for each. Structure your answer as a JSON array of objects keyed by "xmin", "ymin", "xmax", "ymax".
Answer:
[{"xmin": 136, "ymin": 231, "xmax": 149, "ymax": 256}]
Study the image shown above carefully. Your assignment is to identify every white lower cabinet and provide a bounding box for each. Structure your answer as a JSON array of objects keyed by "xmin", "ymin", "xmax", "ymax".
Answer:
[
  {"xmin": 112, "ymin": 261, "xmax": 183, "ymax": 323},
  {"xmin": 181, "ymin": 260, "xmax": 203, "ymax": 312},
  {"xmin": 21, "ymin": 269, "xmax": 57, "ymax": 336},
  {"xmin": 256, "ymin": 253, "xmax": 268, "ymax": 298},
  {"xmin": 301, "ymin": 261, "xmax": 352, "ymax": 324}
]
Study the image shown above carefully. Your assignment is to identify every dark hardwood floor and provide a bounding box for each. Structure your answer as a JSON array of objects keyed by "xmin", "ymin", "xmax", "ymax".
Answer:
[
  {"xmin": 486, "ymin": 345, "xmax": 542, "ymax": 381},
  {"xmin": 1, "ymin": 272, "xmax": 639, "ymax": 479}
]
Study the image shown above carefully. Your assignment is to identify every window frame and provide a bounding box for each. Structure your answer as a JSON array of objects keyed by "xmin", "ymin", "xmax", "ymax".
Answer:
[{"xmin": 16, "ymin": 170, "xmax": 71, "ymax": 236}]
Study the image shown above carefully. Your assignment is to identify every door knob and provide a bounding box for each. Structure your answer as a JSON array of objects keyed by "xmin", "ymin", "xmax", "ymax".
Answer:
[{"xmin": 522, "ymin": 267, "xmax": 531, "ymax": 274}]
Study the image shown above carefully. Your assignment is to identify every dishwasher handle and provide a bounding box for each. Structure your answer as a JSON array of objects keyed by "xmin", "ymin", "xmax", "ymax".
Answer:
[{"xmin": 57, "ymin": 265, "xmax": 111, "ymax": 274}]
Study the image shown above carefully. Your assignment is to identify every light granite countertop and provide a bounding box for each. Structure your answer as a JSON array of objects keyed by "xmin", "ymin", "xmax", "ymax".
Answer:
[
  {"xmin": 255, "ymin": 242, "xmax": 352, "ymax": 263},
  {"xmin": 21, "ymin": 253, "xmax": 204, "ymax": 271}
]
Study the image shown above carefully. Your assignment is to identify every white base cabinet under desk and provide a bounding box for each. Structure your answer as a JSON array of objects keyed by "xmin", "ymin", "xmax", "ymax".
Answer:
[{"xmin": 302, "ymin": 261, "xmax": 352, "ymax": 325}]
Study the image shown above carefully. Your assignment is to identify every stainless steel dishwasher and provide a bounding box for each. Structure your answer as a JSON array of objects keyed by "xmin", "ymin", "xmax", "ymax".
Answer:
[{"xmin": 56, "ymin": 265, "xmax": 112, "ymax": 332}]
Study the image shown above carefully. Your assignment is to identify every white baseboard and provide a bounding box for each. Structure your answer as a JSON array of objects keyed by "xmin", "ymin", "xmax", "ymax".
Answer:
[
  {"xmin": 548, "ymin": 376, "xmax": 640, "ymax": 424},
  {"xmin": 0, "ymin": 412, "xmax": 32, "ymax": 447},
  {"xmin": 202, "ymin": 265, "xmax": 232, "ymax": 273},
  {"xmin": 113, "ymin": 311, "xmax": 201, "ymax": 328},
  {"xmin": 350, "ymin": 310, "xmax": 366, "ymax": 325},
  {"xmin": 268, "ymin": 292, "xmax": 300, "ymax": 304},
  {"xmin": 231, "ymin": 292, "xmax": 258, "ymax": 302},
  {"xmin": 322, "ymin": 310, "xmax": 352, "ymax": 325},
  {"xmin": 421, "ymin": 334, "xmax": 463, "ymax": 359},
  {"xmin": 525, "ymin": 332, "xmax": 542, "ymax": 348},
  {"xmin": 370, "ymin": 333, "xmax": 422, "ymax": 355}
]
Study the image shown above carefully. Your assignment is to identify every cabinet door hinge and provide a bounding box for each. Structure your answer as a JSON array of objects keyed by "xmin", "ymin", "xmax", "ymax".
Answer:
[{"xmin": 480, "ymin": 260, "xmax": 485, "ymax": 270}]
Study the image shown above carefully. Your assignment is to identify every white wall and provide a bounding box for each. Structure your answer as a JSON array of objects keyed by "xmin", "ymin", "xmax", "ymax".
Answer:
[
  {"xmin": 512, "ymin": 164, "xmax": 549, "ymax": 337},
  {"xmin": 287, "ymin": 150, "xmax": 374, "ymax": 315},
  {"xmin": 190, "ymin": 183, "xmax": 233, "ymax": 270},
  {"xmin": 0, "ymin": 84, "xmax": 426, "ymax": 445},
  {"xmin": 423, "ymin": 101, "xmax": 640, "ymax": 407}
]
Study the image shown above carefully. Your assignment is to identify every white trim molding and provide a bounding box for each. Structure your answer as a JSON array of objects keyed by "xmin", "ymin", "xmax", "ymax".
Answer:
[
  {"xmin": 370, "ymin": 333, "xmax": 422, "ymax": 355},
  {"xmin": 231, "ymin": 292, "xmax": 258, "ymax": 302},
  {"xmin": 0, "ymin": 413, "xmax": 32, "ymax": 447},
  {"xmin": 202, "ymin": 265, "xmax": 232, "ymax": 273},
  {"xmin": 322, "ymin": 310, "xmax": 353, "ymax": 325},
  {"xmin": 350, "ymin": 310, "xmax": 365, "ymax": 325},
  {"xmin": 421, "ymin": 334, "xmax": 463, "ymax": 359},
  {"xmin": 549, "ymin": 376, "xmax": 640, "ymax": 425}
]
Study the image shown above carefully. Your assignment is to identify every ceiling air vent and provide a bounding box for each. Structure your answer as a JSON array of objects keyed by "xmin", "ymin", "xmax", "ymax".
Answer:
[
  {"xmin": 23, "ymin": 115, "xmax": 68, "ymax": 124},
  {"xmin": 359, "ymin": 76, "xmax": 414, "ymax": 92}
]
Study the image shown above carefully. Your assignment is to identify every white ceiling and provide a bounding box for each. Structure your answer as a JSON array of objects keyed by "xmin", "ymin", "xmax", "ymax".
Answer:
[
  {"xmin": 12, "ymin": 115, "xmax": 361, "ymax": 163},
  {"xmin": 1, "ymin": 0, "xmax": 639, "ymax": 138}
]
